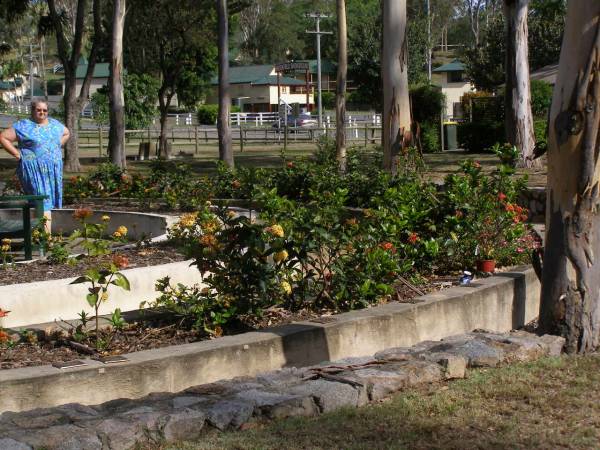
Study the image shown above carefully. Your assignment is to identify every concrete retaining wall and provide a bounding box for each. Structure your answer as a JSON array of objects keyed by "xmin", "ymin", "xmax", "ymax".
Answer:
[
  {"xmin": 0, "ymin": 266, "xmax": 540, "ymax": 413},
  {"xmin": 0, "ymin": 260, "xmax": 202, "ymax": 329}
]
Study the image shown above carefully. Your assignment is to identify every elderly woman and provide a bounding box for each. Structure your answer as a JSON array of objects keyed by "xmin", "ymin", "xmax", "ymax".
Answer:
[{"xmin": 0, "ymin": 99, "xmax": 70, "ymax": 232}]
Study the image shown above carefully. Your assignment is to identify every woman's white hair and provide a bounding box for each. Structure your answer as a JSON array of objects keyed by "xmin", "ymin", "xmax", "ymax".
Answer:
[{"xmin": 30, "ymin": 98, "xmax": 48, "ymax": 112}]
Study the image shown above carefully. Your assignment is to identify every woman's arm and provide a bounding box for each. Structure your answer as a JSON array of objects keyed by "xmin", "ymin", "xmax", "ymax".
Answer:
[
  {"xmin": 0, "ymin": 127, "xmax": 20, "ymax": 160},
  {"xmin": 60, "ymin": 127, "xmax": 70, "ymax": 147}
]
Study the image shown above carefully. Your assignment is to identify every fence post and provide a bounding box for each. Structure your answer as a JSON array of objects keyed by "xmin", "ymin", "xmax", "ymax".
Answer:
[
  {"xmin": 239, "ymin": 124, "xmax": 244, "ymax": 152},
  {"xmin": 175, "ymin": 114, "xmax": 179, "ymax": 126},
  {"xmin": 171, "ymin": 128, "xmax": 175, "ymax": 143},
  {"xmin": 259, "ymin": 112, "xmax": 263, "ymax": 125},
  {"xmin": 205, "ymin": 129, "xmax": 208, "ymax": 143},
  {"xmin": 98, "ymin": 125, "xmax": 103, "ymax": 156},
  {"xmin": 284, "ymin": 125, "xmax": 288, "ymax": 154},
  {"xmin": 364, "ymin": 124, "xmax": 368, "ymax": 147},
  {"xmin": 194, "ymin": 126, "xmax": 199, "ymax": 154},
  {"xmin": 354, "ymin": 119, "xmax": 359, "ymax": 139}
]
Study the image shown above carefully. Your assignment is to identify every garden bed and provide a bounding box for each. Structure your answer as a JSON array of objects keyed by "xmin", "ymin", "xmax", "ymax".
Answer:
[
  {"xmin": 0, "ymin": 243, "xmax": 186, "ymax": 286},
  {"xmin": 0, "ymin": 273, "xmax": 459, "ymax": 370}
]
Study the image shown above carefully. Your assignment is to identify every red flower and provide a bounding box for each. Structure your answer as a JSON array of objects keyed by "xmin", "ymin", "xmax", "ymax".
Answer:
[
  {"xmin": 498, "ymin": 192, "xmax": 507, "ymax": 202},
  {"xmin": 112, "ymin": 254, "xmax": 129, "ymax": 269},
  {"xmin": 287, "ymin": 162, "xmax": 294, "ymax": 169},
  {"xmin": 473, "ymin": 161, "xmax": 481, "ymax": 168},
  {"xmin": 408, "ymin": 233, "xmax": 419, "ymax": 244},
  {"xmin": 0, "ymin": 308, "xmax": 10, "ymax": 318},
  {"xmin": 73, "ymin": 207, "xmax": 93, "ymax": 220},
  {"xmin": 231, "ymin": 180, "xmax": 241, "ymax": 189}
]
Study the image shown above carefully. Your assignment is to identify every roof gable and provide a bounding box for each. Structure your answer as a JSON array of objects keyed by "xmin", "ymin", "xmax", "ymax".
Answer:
[
  {"xmin": 75, "ymin": 62, "xmax": 110, "ymax": 79},
  {"xmin": 432, "ymin": 59, "xmax": 465, "ymax": 73}
]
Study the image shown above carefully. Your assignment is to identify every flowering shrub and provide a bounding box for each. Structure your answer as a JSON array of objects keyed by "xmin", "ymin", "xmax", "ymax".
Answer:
[
  {"xmin": 0, "ymin": 238, "xmax": 13, "ymax": 267},
  {"xmin": 0, "ymin": 308, "xmax": 11, "ymax": 347},
  {"xmin": 439, "ymin": 160, "xmax": 536, "ymax": 268}
]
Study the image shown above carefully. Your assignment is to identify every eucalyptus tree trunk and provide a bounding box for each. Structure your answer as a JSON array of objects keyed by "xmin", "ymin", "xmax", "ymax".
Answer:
[
  {"xmin": 47, "ymin": 0, "xmax": 101, "ymax": 172},
  {"xmin": 539, "ymin": 1, "xmax": 600, "ymax": 354},
  {"xmin": 504, "ymin": 0, "xmax": 538, "ymax": 169},
  {"xmin": 108, "ymin": 0, "xmax": 126, "ymax": 168},
  {"xmin": 217, "ymin": 0, "xmax": 233, "ymax": 168},
  {"xmin": 335, "ymin": 0, "xmax": 347, "ymax": 174},
  {"xmin": 382, "ymin": 0, "xmax": 411, "ymax": 176}
]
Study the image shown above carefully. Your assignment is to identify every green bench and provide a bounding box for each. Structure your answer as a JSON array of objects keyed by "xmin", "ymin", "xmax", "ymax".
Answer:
[{"xmin": 0, "ymin": 195, "xmax": 47, "ymax": 260}]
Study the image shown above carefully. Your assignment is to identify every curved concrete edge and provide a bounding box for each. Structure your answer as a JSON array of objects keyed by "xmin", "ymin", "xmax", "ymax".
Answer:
[
  {"xmin": 0, "ymin": 259, "xmax": 203, "ymax": 329},
  {"xmin": 0, "ymin": 266, "xmax": 540, "ymax": 413}
]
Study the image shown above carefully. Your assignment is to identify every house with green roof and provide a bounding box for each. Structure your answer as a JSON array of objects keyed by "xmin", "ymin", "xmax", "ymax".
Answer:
[
  {"xmin": 206, "ymin": 63, "xmax": 319, "ymax": 112},
  {"xmin": 0, "ymin": 77, "xmax": 26, "ymax": 103},
  {"xmin": 432, "ymin": 59, "xmax": 474, "ymax": 119},
  {"xmin": 59, "ymin": 61, "xmax": 110, "ymax": 98}
]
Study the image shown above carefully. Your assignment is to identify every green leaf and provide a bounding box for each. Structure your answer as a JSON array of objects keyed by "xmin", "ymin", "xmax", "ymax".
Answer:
[
  {"xmin": 86, "ymin": 292, "xmax": 99, "ymax": 308},
  {"xmin": 70, "ymin": 276, "xmax": 90, "ymax": 285},
  {"xmin": 111, "ymin": 273, "xmax": 131, "ymax": 291}
]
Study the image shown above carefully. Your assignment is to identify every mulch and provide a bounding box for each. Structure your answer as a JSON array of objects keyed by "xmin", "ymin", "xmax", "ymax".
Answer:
[{"xmin": 0, "ymin": 243, "xmax": 188, "ymax": 286}]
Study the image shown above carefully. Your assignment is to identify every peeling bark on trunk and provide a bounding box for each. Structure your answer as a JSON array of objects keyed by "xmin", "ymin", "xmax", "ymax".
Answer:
[
  {"xmin": 336, "ymin": 0, "xmax": 347, "ymax": 174},
  {"xmin": 382, "ymin": 0, "xmax": 412, "ymax": 176},
  {"xmin": 539, "ymin": 2, "xmax": 600, "ymax": 354},
  {"xmin": 504, "ymin": 0, "xmax": 538, "ymax": 169},
  {"xmin": 157, "ymin": 88, "xmax": 173, "ymax": 159},
  {"xmin": 108, "ymin": 0, "xmax": 126, "ymax": 168},
  {"xmin": 217, "ymin": 0, "xmax": 233, "ymax": 168}
]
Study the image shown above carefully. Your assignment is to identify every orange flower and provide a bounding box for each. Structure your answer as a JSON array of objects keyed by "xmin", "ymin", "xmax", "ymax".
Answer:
[
  {"xmin": 112, "ymin": 254, "xmax": 129, "ymax": 269},
  {"xmin": 200, "ymin": 234, "xmax": 218, "ymax": 248},
  {"xmin": 73, "ymin": 207, "xmax": 93, "ymax": 220},
  {"xmin": 0, "ymin": 330, "xmax": 10, "ymax": 343},
  {"xmin": 231, "ymin": 180, "xmax": 241, "ymax": 189},
  {"xmin": 408, "ymin": 233, "xmax": 419, "ymax": 244},
  {"xmin": 498, "ymin": 192, "xmax": 507, "ymax": 202},
  {"xmin": 379, "ymin": 241, "xmax": 397, "ymax": 253},
  {"xmin": 0, "ymin": 308, "xmax": 10, "ymax": 318}
]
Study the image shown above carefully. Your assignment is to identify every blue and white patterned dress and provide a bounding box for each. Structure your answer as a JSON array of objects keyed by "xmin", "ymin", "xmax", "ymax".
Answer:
[{"xmin": 14, "ymin": 118, "xmax": 65, "ymax": 211}]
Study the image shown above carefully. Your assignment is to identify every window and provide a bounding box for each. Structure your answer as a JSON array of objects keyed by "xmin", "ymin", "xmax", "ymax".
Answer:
[{"xmin": 448, "ymin": 71, "xmax": 465, "ymax": 83}]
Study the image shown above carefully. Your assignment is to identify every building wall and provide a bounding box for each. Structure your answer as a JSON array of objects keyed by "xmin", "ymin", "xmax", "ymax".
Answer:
[
  {"xmin": 206, "ymin": 84, "xmax": 315, "ymax": 112},
  {"xmin": 433, "ymin": 73, "xmax": 473, "ymax": 120}
]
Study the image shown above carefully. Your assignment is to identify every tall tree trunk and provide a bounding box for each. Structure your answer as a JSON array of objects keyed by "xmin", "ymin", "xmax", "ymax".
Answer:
[
  {"xmin": 335, "ymin": 0, "xmax": 347, "ymax": 174},
  {"xmin": 157, "ymin": 88, "xmax": 173, "ymax": 159},
  {"xmin": 108, "ymin": 0, "xmax": 126, "ymax": 168},
  {"xmin": 217, "ymin": 0, "xmax": 233, "ymax": 167},
  {"xmin": 382, "ymin": 0, "xmax": 411, "ymax": 176},
  {"xmin": 504, "ymin": 0, "xmax": 538, "ymax": 169},
  {"xmin": 539, "ymin": 1, "xmax": 600, "ymax": 354},
  {"xmin": 48, "ymin": 0, "xmax": 101, "ymax": 172}
]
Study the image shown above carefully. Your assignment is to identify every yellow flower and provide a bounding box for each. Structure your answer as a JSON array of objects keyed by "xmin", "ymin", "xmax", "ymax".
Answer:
[
  {"xmin": 267, "ymin": 224, "xmax": 284, "ymax": 238},
  {"xmin": 100, "ymin": 291, "xmax": 109, "ymax": 302},
  {"xmin": 280, "ymin": 281, "xmax": 292, "ymax": 295},
  {"xmin": 200, "ymin": 233, "xmax": 218, "ymax": 248},
  {"xmin": 203, "ymin": 220, "xmax": 220, "ymax": 234},
  {"xmin": 1, "ymin": 244, "xmax": 10, "ymax": 252},
  {"xmin": 273, "ymin": 250, "xmax": 288, "ymax": 263},
  {"xmin": 113, "ymin": 231, "xmax": 122, "ymax": 238},
  {"xmin": 178, "ymin": 213, "xmax": 197, "ymax": 228},
  {"xmin": 101, "ymin": 215, "xmax": 111, "ymax": 222},
  {"xmin": 1, "ymin": 238, "xmax": 11, "ymax": 245},
  {"xmin": 116, "ymin": 226, "xmax": 128, "ymax": 236}
]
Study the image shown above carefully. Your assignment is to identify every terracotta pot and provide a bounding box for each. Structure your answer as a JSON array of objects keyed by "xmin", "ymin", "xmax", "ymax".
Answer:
[{"xmin": 476, "ymin": 259, "xmax": 496, "ymax": 273}]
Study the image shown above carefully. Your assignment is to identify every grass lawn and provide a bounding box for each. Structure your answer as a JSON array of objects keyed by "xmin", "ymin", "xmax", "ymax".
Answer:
[{"xmin": 154, "ymin": 354, "xmax": 600, "ymax": 450}]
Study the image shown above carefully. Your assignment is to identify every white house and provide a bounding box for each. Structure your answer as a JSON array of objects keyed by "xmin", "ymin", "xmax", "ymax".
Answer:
[
  {"xmin": 206, "ymin": 64, "xmax": 315, "ymax": 112},
  {"xmin": 432, "ymin": 59, "xmax": 474, "ymax": 120}
]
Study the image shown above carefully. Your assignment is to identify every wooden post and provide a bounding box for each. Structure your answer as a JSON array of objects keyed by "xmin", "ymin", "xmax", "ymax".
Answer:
[
  {"xmin": 239, "ymin": 125, "xmax": 244, "ymax": 152},
  {"xmin": 284, "ymin": 124, "xmax": 288, "ymax": 153},
  {"xmin": 194, "ymin": 126, "xmax": 199, "ymax": 154},
  {"xmin": 205, "ymin": 129, "xmax": 208, "ymax": 143},
  {"xmin": 364, "ymin": 124, "xmax": 368, "ymax": 147},
  {"xmin": 98, "ymin": 125, "xmax": 103, "ymax": 156}
]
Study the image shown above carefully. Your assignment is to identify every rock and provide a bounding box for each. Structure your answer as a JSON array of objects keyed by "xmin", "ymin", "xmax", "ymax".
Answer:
[
  {"xmin": 440, "ymin": 338, "xmax": 505, "ymax": 367},
  {"xmin": 394, "ymin": 360, "xmax": 444, "ymax": 385},
  {"xmin": 93, "ymin": 418, "xmax": 146, "ymax": 450},
  {"xmin": 374, "ymin": 347, "xmax": 413, "ymax": 361},
  {"xmin": 203, "ymin": 400, "xmax": 254, "ymax": 430},
  {"xmin": 161, "ymin": 408, "xmax": 206, "ymax": 441},
  {"xmin": 425, "ymin": 353, "xmax": 468, "ymax": 379},
  {"xmin": 55, "ymin": 403, "xmax": 100, "ymax": 421},
  {"xmin": 172, "ymin": 396, "xmax": 209, "ymax": 409},
  {"xmin": 539, "ymin": 334, "xmax": 565, "ymax": 356},
  {"xmin": 0, "ymin": 438, "xmax": 32, "ymax": 450},
  {"xmin": 256, "ymin": 368, "xmax": 307, "ymax": 387},
  {"xmin": 264, "ymin": 396, "xmax": 319, "ymax": 420},
  {"xmin": 288, "ymin": 379, "xmax": 368, "ymax": 413},
  {"xmin": 346, "ymin": 366, "xmax": 411, "ymax": 401},
  {"xmin": 234, "ymin": 389, "xmax": 298, "ymax": 408},
  {"xmin": 8, "ymin": 424, "xmax": 102, "ymax": 450},
  {"xmin": 10, "ymin": 413, "xmax": 69, "ymax": 429}
]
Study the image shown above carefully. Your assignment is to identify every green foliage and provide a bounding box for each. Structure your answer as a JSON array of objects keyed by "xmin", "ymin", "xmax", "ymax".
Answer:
[
  {"xmin": 530, "ymin": 80, "xmax": 553, "ymax": 118},
  {"xmin": 196, "ymin": 104, "xmax": 218, "ymax": 125},
  {"xmin": 534, "ymin": 119, "xmax": 547, "ymax": 148},
  {"xmin": 490, "ymin": 143, "xmax": 519, "ymax": 168},
  {"xmin": 457, "ymin": 120, "xmax": 505, "ymax": 153},
  {"xmin": 409, "ymin": 84, "xmax": 445, "ymax": 124},
  {"xmin": 321, "ymin": 91, "xmax": 336, "ymax": 109},
  {"xmin": 420, "ymin": 121, "xmax": 441, "ymax": 153},
  {"xmin": 90, "ymin": 74, "xmax": 159, "ymax": 129},
  {"xmin": 438, "ymin": 160, "xmax": 535, "ymax": 269},
  {"xmin": 462, "ymin": 14, "xmax": 505, "ymax": 91}
]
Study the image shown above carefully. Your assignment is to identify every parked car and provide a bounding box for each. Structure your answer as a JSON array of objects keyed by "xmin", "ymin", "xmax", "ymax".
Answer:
[{"xmin": 272, "ymin": 113, "xmax": 318, "ymax": 129}]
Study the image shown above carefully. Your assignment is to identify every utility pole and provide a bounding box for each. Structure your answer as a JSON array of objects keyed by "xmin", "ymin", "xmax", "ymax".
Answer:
[
  {"xmin": 306, "ymin": 12, "xmax": 332, "ymax": 128},
  {"xmin": 28, "ymin": 43, "xmax": 34, "ymax": 101},
  {"xmin": 427, "ymin": 0, "xmax": 432, "ymax": 81}
]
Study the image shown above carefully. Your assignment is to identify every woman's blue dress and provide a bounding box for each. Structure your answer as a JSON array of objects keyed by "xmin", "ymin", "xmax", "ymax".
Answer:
[{"xmin": 14, "ymin": 118, "xmax": 64, "ymax": 211}]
